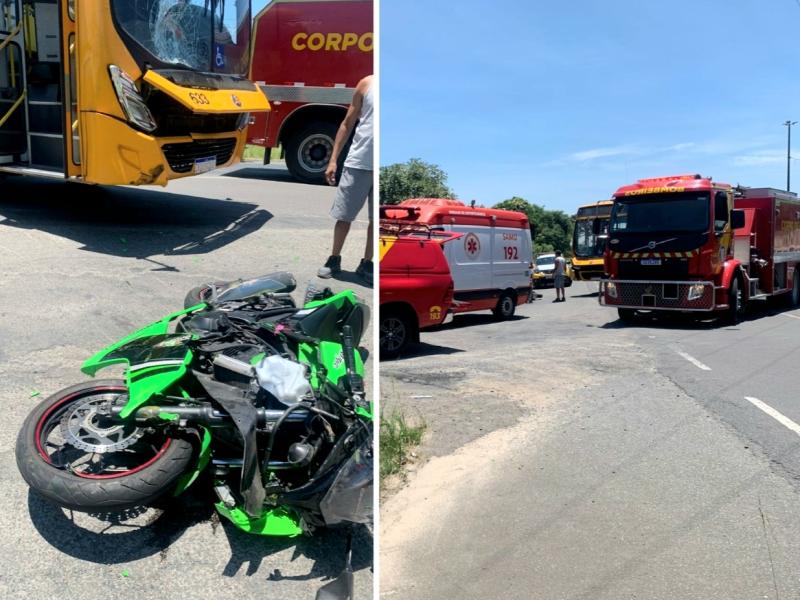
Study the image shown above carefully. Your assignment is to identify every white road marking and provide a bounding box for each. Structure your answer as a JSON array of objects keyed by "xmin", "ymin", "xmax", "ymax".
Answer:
[
  {"xmin": 781, "ymin": 313, "xmax": 800, "ymax": 320},
  {"xmin": 745, "ymin": 396, "xmax": 800, "ymax": 437},
  {"xmin": 675, "ymin": 350, "xmax": 711, "ymax": 371}
]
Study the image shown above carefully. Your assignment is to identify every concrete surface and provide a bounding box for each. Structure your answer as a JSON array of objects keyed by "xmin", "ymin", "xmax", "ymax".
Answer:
[
  {"xmin": 0, "ymin": 163, "xmax": 373, "ymax": 600},
  {"xmin": 381, "ymin": 287, "xmax": 800, "ymax": 599}
]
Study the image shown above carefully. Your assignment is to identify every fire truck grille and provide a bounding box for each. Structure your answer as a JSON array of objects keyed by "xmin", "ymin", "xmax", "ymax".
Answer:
[
  {"xmin": 599, "ymin": 280, "xmax": 715, "ymax": 311},
  {"xmin": 161, "ymin": 138, "xmax": 238, "ymax": 174},
  {"xmin": 618, "ymin": 259, "xmax": 689, "ymax": 280}
]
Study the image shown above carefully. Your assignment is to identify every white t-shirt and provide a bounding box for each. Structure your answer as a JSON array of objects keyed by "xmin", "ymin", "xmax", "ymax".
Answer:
[
  {"xmin": 554, "ymin": 256, "xmax": 566, "ymax": 276},
  {"xmin": 344, "ymin": 83, "xmax": 374, "ymax": 171}
]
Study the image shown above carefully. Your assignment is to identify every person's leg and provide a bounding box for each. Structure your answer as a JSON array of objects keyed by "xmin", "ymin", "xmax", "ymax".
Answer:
[
  {"xmin": 332, "ymin": 220, "xmax": 351, "ymax": 256},
  {"xmin": 363, "ymin": 220, "xmax": 373, "ymax": 261}
]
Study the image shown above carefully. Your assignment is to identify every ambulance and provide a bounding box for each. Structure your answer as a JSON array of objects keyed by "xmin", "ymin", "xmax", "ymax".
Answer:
[{"xmin": 382, "ymin": 199, "xmax": 533, "ymax": 319}]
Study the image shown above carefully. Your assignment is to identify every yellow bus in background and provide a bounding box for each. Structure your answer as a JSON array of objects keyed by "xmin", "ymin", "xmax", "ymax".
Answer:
[
  {"xmin": 570, "ymin": 200, "xmax": 613, "ymax": 281},
  {"xmin": 0, "ymin": 0, "xmax": 269, "ymax": 186}
]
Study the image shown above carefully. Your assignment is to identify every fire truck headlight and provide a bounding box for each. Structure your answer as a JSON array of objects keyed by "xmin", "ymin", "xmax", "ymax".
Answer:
[
  {"xmin": 606, "ymin": 282, "xmax": 618, "ymax": 298},
  {"xmin": 108, "ymin": 65, "xmax": 157, "ymax": 133},
  {"xmin": 687, "ymin": 283, "xmax": 706, "ymax": 301}
]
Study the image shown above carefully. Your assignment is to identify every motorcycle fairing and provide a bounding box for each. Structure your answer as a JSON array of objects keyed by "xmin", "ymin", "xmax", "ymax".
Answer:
[
  {"xmin": 214, "ymin": 503, "xmax": 302, "ymax": 537},
  {"xmin": 81, "ymin": 305, "xmax": 204, "ymax": 418}
]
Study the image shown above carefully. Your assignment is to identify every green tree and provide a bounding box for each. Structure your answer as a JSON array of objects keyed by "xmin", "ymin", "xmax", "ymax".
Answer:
[
  {"xmin": 494, "ymin": 197, "xmax": 574, "ymax": 257},
  {"xmin": 379, "ymin": 158, "xmax": 454, "ymax": 205}
]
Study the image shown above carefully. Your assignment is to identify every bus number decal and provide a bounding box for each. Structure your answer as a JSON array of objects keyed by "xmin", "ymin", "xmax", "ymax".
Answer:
[
  {"xmin": 504, "ymin": 246, "xmax": 518, "ymax": 260},
  {"xmin": 188, "ymin": 92, "xmax": 210, "ymax": 105}
]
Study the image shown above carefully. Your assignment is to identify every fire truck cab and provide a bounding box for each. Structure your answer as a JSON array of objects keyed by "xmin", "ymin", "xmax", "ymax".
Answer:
[{"xmin": 599, "ymin": 174, "xmax": 800, "ymax": 323}]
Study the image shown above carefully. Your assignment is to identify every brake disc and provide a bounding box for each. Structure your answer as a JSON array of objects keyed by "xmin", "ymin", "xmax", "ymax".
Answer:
[{"xmin": 60, "ymin": 395, "xmax": 145, "ymax": 453}]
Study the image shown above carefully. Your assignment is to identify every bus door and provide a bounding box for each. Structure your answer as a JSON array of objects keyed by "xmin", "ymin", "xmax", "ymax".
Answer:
[
  {"xmin": 0, "ymin": 0, "xmax": 26, "ymax": 163},
  {"xmin": 21, "ymin": 0, "xmax": 70, "ymax": 172}
]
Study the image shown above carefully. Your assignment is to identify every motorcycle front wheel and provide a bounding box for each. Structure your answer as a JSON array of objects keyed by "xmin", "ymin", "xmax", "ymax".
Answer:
[{"xmin": 16, "ymin": 379, "xmax": 194, "ymax": 513}]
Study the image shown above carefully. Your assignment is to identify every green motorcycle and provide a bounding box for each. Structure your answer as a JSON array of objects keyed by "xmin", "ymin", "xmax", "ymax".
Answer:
[{"xmin": 16, "ymin": 272, "xmax": 372, "ymax": 591}]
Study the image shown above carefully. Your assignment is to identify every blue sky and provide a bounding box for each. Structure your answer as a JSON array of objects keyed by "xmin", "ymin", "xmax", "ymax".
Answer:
[{"xmin": 380, "ymin": 0, "xmax": 800, "ymax": 213}]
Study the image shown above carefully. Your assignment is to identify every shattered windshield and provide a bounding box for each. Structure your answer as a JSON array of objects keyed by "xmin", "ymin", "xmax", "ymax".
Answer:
[{"xmin": 112, "ymin": 0, "xmax": 251, "ymax": 75}]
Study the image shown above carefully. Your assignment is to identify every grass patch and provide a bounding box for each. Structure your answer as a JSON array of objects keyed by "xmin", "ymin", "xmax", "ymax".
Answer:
[
  {"xmin": 380, "ymin": 409, "xmax": 426, "ymax": 480},
  {"xmin": 242, "ymin": 144, "xmax": 283, "ymax": 162}
]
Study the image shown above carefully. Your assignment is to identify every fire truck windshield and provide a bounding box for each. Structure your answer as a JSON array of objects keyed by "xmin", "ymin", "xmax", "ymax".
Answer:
[
  {"xmin": 112, "ymin": 0, "xmax": 251, "ymax": 75},
  {"xmin": 610, "ymin": 192, "xmax": 710, "ymax": 234}
]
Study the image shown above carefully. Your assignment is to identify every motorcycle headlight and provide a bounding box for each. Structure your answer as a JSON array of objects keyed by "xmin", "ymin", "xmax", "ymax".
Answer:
[
  {"xmin": 606, "ymin": 281, "xmax": 618, "ymax": 298},
  {"xmin": 108, "ymin": 65, "xmax": 157, "ymax": 133},
  {"xmin": 687, "ymin": 283, "xmax": 706, "ymax": 301}
]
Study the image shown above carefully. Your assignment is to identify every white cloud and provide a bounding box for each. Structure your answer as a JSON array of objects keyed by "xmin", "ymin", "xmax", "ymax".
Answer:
[
  {"xmin": 732, "ymin": 151, "xmax": 785, "ymax": 166},
  {"xmin": 568, "ymin": 145, "xmax": 640, "ymax": 162}
]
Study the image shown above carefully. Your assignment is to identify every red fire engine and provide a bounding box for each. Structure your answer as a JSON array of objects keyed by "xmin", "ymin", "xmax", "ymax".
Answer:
[
  {"xmin": 599, "ymin": 174, "xmax": 800, "ymax": 323},
  {"xmin": 248, "ymin": 0, "xmax": 373, "ymax": 183}
]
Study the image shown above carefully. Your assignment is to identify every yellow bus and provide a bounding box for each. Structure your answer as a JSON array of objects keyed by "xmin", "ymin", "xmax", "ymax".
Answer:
[
  {"xmin": 570, "ymin": 200, "xmax": 613, "ymax": 281},
  {"xmin": 0, "ymin": 0, "xmax": 269, "ymax": 186}
]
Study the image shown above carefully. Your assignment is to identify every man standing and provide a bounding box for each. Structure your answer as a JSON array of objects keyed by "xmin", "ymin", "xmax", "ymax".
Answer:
[
  {"xmin": 553, "ymin": 250, "xmax": 566, "ymax": 302},
  {"xmin": 318, "ymin": 75, "xmax": 374, "ymax": 283}
]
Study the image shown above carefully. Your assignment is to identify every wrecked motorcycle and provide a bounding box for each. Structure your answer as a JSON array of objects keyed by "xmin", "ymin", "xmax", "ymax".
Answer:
[{"xmin": 16, "ymin": 273, "xmax": 372, "ymax": 596}]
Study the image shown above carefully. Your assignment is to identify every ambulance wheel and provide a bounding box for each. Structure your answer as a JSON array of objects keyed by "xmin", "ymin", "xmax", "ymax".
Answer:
[
  {"xmin": 493, "ymin": 292, "xmax": 516, "ymax": 320},
  {"xmin": 617, "ymin": 308, "xmax": 636, "ymax": 323}
]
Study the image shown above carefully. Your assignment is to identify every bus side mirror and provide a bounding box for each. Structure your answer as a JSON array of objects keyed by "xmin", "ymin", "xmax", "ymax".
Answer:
[{"xmin": 731, "ymin": 209, "xmax": 745, "ymax": 230}]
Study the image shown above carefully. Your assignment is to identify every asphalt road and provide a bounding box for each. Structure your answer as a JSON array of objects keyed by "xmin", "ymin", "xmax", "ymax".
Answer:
[
  {"xmin": 381, "ymin": 285, "xmax": 800, "ymax": 599},
  {"xmin": 0, "ymin": 163, "xmax": 373, "ymax": 600}
]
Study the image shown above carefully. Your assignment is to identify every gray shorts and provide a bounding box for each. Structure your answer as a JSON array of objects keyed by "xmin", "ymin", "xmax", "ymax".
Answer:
[
  {"xmin": 331, "ymin": 167, "xmax": 373, "ymax": 222},
  {"xmin": 554, "ymin": 274, "xmax": 565, "ymax": 288}
]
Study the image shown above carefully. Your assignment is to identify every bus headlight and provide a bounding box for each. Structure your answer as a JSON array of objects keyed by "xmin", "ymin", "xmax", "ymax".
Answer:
[
  {"xmin": 606, "ymin": 281, "xmax": 618, "ymax": 298},
  {"xmin": 108, "ymin": 65, "xmax": 157, "ymax": 133},
  {"xmin": 236, "ymin": 112, "xmax": 250, "ymax": 131},
  {"xmin": 687, "ymin": 283, "xmax": 706, "ymax": 301}
]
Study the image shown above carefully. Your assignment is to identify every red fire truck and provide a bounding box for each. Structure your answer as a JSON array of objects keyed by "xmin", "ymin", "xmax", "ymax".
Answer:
[
  {"xmin": 248, "ymin": 0, "xmax": 373, "ymax": 183},
  {"xmin": 599, "ymin": 174, "xmax": 800, "ymax": 323}
]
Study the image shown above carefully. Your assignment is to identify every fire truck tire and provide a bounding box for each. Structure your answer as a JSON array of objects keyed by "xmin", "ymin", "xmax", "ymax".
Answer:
[
  {"xmin": 725, "ymin": 278, "xmax": 744, "ymax": 325},
  {"xmin": 493, "ymin": 292, "xmax": 516, "ymax": 320},
  {"xmin": 791, "ymin": 272, "xmax": 800, "ymax": 307},
  {"xmin": 617, "ymin": 308, "xmax": 636, "ymax": 323},
  {"xmin": 285, "ymin": 121, "xmax": 342, "ymax": 185}
]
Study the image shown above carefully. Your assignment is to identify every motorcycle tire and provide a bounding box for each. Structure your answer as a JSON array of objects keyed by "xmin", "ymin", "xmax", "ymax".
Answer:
[{"xmin": 16, "ymin": 379, "xmax": 195, "ymax": 513}]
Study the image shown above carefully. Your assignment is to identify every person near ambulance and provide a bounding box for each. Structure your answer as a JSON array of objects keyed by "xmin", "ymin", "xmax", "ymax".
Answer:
[
  {"xmin": 553, "ymin": 250, "xmax": 567, "ymax": 302},
  {"xmin": 318, "ymin": 75, "xmax": 374, "ymax": 284}
]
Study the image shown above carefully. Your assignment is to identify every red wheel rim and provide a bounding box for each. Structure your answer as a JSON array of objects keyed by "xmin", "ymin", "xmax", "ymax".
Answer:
[{"xmin": 34, "ymin": 386, "xmax": 172, "ymax": 479}]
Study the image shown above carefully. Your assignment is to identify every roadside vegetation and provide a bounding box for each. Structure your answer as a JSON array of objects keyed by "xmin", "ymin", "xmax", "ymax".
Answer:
[
  {"xmin": 380, "ymin": 408, "xmax": 426, "ymax": 481},
  {"xmin": 242, "ymin": 145, "xmax": 284, "ymax": 162}
]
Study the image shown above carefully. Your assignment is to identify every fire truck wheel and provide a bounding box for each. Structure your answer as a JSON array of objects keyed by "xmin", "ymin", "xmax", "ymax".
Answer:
[
  {"xmin": 725, "ymin": 278, "xmax": 744, "ymax": 325},
  {"xmin": 493, "ymin": 292, "xmax": 516, "ymax": 320},
  {"xmin": 285, "ymin": 121, "xmax": 342, "ymax": 185},
  {"xmin": 617, "ymin": 308, "xmax": 636, "ymax": 323}
]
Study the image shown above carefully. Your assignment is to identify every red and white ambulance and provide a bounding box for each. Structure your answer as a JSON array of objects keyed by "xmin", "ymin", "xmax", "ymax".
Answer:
[{"xmin": 382, "ymin": 199, "xmax": 533, "ymax": 319}]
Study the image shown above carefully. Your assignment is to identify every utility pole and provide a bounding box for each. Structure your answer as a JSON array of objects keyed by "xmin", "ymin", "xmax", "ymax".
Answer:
[{"xmin": 784, "ymin": 120, "xmax": 796, "ymax": 192}]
